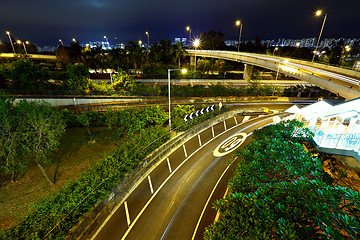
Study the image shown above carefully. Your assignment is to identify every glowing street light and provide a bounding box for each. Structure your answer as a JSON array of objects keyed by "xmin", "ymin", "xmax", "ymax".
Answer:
[
  {"xmin": 273, "ymin": 47, "xmax": 278, "ymax": 56},
  {"xmin": 16, "ymin": 40, "xmax": 29, "ymax": 54},
  {"xmin": 138, "ymin": 40, "xmax": 142, "ymax": 46},
  {"xmin": 145, "ymin": 31, "xmax": 150, "ymax": 49},
  {"xmin": 59, "ymin": 39, "xmax": 63, "ymax": 46},
  {"xmin": 312, "ymin": 10, "xmax": 327, "ymax": 62},
  {"xmin": 186, "ymin": 26, "xmax": 191, "ymax": 46},
  {"xmin": 193, "ymin": 39, "xmax": 200, "ymax": 71},
  {"xmin": 235, "ymin": 20, "xmax": 243, "ymax": 52},
  {"xmin": 72, "ymin": 38, "xmax": 77, "ymax": 43},
  {"xmin": 6, "ymin": 31, "xmax": 16, "ymax": 54},
  {"xmin": 168, "ymin": 68, "xmax": 187, "ymax": 134},
  {"xmin": 340, "ymin": 45, "xmax": 351, "ymax": 65}
]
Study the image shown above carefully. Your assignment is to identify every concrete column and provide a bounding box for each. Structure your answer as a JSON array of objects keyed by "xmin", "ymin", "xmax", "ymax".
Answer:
[
  {"xmin": 243, "ymin": 64, "xmax": 253, "ymax": 81},
  {"xmin": 190, "ymin": 56, "xmax": 196, "ymax": 66}
]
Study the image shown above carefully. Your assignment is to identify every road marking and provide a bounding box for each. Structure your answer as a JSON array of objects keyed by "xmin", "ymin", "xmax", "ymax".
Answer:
[
  {"xmin": 223, "ymin": 121, "xmax": 227, "ymax": 131},
  {"xmin": 119, "ymin": 113, "xmax": 289, "ymax": 240},
  {"xmin": 183, "ymin": 145, "xmax": 188, "ymax": 158},
  {"xmin": 148, "ymin": 176, "xmax": 154, "ymax": 194},
  {"xmin": 212, "ymin": 126, "xmax": 215, "ymax": 138},
  {"xmin": 234, "ymin": 116, "xmax": 238, "ymax": 125},
  {"xmin": 213, "ymin": 132, "xmax": 248, "ymax": 157},
  {"xmin": 242, "ymin": 115, "xmax": 251, "ymax": 122},
  {"xmin": 124, "ymin": 201, "xmax": 131, "ymax": 226},
  {"xmin": 167, "ymin": 158, "xmax": 172, "ymax": 173},
  {"xmin": 198, "ymin": 134, "xmax": 202, "ymax": 147}
]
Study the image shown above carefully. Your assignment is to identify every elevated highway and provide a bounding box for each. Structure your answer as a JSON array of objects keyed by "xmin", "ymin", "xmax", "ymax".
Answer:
[{"xmin": 187, "ymin": 50, "xmax": 360, "ymax": 100}]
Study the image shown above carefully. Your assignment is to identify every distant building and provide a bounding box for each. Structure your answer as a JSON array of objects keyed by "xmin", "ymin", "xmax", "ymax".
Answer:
[{"xmin": 174, "ymin": 38, "xmax": 186, "ymax": 44}]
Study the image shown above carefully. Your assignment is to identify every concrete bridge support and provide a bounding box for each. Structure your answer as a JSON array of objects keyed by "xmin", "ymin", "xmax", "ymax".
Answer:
[
  {"xmin": 244, "ymin": 64, "xmax": 253, "ymax": 81},
  {"xmin": 190, "ymin": 56, "xmax": 196, "ymax": 66}
]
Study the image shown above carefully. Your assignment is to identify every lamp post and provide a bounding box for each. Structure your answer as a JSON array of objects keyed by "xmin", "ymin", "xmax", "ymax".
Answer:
[
  {"xmin": 312, "ymin": 10, "xmax": 327, "ymax": 62},
  {"xmin": 168, "ymin": 68, "xmax": 187, "ymax": 134},
  {"xmin": 275, "ymin": 59, "xmax": 288, "ymax": 81},
  {"xmin": 6, "ymin": 31, "xmax": 16, "ymax": 54},
  {"xmin": 193, "ymin": 39, "xmax": 200, "ymax": 71},
  {"xmin": 145, "ymin": 31, "xmax": 150, "ymax": 49},
  {"xmin": 186, "ymin": 26, "xmax": 191, "ymax": 46},
  {"xmin": 272, "ymin": 47, "xmax": 278, "ymax": 56},
  {"xmin": 235, "ymin": 20, "xmax": 243, "ymax": 52},
  {"xmin": 72, "ymin": 38, "xmax": 77, "ymax": 43},
  {"xmin": 59, "ymin": 39, "xmax": 63, "ymax": 46},
  {"xmin": 17, "ymin": 40, "xmax": 29, "ymax": 54},
  {"xmin": 339, "ymin": 45, "xmax": 351, "ymax": 66}
]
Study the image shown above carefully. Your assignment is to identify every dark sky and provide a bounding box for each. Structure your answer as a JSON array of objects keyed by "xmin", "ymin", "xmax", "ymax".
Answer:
[{"xmin": 1, "ymin": 0, "xmax": 360, "ymax": 46}]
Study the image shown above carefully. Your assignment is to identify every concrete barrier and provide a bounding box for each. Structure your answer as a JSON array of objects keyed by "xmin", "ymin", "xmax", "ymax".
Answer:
[{"xmin": 66, "ymin": 108, "xmax": 264, "ymax": 240}]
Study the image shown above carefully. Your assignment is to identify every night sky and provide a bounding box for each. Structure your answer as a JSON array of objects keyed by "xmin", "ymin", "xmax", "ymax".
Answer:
[{"xmin": 1, "ymin": 0, "xmax": 360, "ymax": 46}]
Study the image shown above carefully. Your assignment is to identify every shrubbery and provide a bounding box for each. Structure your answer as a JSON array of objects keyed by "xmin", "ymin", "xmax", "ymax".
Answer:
[{"xmin": 205, "ymin": 120, "xmax": 360, "ymax": 239}]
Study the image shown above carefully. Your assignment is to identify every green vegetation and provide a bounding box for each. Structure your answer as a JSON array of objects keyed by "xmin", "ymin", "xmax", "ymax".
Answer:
[
  {"xmin": 0, "ymin": 94, "xmax": 225, "ymax": 239},
  {"xmin": 0, "ymin": 94, "xmax": 65, "ymax": 185},
  {"xmin": 204, "ymin": 120, "xmax": 360, "ymax": 239}
]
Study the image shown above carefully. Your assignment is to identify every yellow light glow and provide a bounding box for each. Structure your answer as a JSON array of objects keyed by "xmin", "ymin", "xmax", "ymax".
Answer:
[
  {"xmin": 181, "ymin": 69, "xmax": 187, "ymax": 74},
  {"xmin": 72, "ymin": 38, "xmax": 76, "ymax": 42},
  {"xmin": 186, "ymin": 26, "xmax": 190, "ymax": 31},
  {"xmin": 193, "ymin": 39, "xmax": 200, "ymax": 47},
  {"xmin": 6, "ymin": 31, "xmax": 10, "ymax": 35},
  {"xmin": 25, "ymin": 41, "xmax": 29, "ymax": 44},
  {"xmin": 236, "ymin": 20, "xmax": 241, "ymax": 26},
  {"xmin": 280, "ymin": 65, "xmax": 297, "ymax": 73},
  {"xmin": 145, "ymin": 31, "xmax": 149, "ymax": 35},
  {"xmin": 316, "ymin": 10, "xmax": 322, "ymax": 16},
  {"xmin": 104, "ymin": 36, "xmax": 107, "ymax": 39},
  {"xmin": 17, "ymin": 40, "xmax": 21, "ymax": 44},
  {"xmin": 139, "ymin": 40, "xmax": 142, "ymax": 45}
]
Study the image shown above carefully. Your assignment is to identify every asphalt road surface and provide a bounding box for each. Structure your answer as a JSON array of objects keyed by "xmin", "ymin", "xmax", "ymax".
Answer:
[{"xmin": 92, "ymin": 112, "xmax": 289, "ymax": 240}]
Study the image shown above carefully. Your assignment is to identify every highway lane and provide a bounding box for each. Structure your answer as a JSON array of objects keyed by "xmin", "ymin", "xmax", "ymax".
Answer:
[{"xmin": 92, "ymin": 111, "xmax": 289, "ymax": 240}]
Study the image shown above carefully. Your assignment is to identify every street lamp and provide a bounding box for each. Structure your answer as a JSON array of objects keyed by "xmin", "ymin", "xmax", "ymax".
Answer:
[
  {"xmin": 273, "ymin": 47, "xmax": 278, "ymax": 56},
  {"xmin": 193, "ymin": 39, "xmax": 200, "ymax": 71},
  {"xmin": 340, "ymin": 45, "xmax": 351, "ymax": 65},
  {"xmin": 186, "ymin": 26, "xmax": 191, "ymax": 46},
  {"xmin": 145, "ymin": 31, "xmax": 150, "ymax": 49},
  {"xmin": 17, "ymin": 40, "xmax": 29, "ymax": 54},
  {"xmin": 59, "ymin": 39, "xmax": 63, "ymax": 46},
  {"xmin": 275, "ymin": 59, "xmax": 288, "ymax": 80},
  {"xmin": 235, "ymin": 20, "xmax": 243, "ymax": 52},
  {"xmin": 72, "ymin": 38, "xmax": 77, "ymax": 43},
  {"xmin": 312, "ymin": 10, "xmax": 327, "ymax": 62},
  {"xmin": 104, "ymin": 35, "xmax": 109, "ymax": 49},
  {"xmin": 6, "ymin": 31, "xmax": 16, "ymax": 54},
  {"xmin": 168, "ymin": 68, "xmax": 187, "ymax": 134},
  {"xmin": 138, "ymin": 40, "xmax": 142, "ymax": 46}
]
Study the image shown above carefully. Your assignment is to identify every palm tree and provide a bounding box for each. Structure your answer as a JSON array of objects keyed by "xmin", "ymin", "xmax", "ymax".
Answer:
[{"xmin": 175, "ymin": 41, "xmax": 187, "ymax": 68}]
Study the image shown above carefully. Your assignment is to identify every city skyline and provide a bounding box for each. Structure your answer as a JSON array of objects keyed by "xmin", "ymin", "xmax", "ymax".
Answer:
[{"xmin": 1, "ymin": 0, "xmax": 360, "ymax": 46}]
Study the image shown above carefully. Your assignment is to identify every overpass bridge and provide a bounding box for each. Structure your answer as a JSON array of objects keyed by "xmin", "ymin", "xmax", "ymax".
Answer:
[{"xmin": 187, "ymin": 50, "xmax": 360, "ymax": 100}]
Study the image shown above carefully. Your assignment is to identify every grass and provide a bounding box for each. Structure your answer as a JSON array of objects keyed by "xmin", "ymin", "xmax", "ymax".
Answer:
[{"xmin": 0, "ymin": 127, "xmax": 119, "ymax": 229}]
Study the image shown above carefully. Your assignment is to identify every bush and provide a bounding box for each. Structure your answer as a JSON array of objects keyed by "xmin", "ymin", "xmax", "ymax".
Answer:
[{"xmin": 205, "ymin": 120, "xmax": 360, "ymax": 239}]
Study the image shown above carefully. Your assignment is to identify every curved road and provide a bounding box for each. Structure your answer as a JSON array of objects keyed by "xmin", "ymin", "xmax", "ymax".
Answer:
[{"xmin": 91, "ymin": 110, "xmax": 289, "ymax": 240}]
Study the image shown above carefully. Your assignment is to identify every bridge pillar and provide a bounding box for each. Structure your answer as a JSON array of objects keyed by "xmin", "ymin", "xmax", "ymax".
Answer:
[
  {"xmin": 190, "ymin": 56, "xmax": 196, "ymax": 66},
  {"xmin": 243, "ymin": 64, "xmax": 253, "ymax": 81}
]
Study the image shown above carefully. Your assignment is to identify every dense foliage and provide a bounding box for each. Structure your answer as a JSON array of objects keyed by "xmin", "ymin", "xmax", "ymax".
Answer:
[
  {"xmin": 0, "ymin": 94, "xmax": 66, "ymax": 185},
  {"xmin": 205, "ymin": 120, "xmax": 360, "ymax": 239}
]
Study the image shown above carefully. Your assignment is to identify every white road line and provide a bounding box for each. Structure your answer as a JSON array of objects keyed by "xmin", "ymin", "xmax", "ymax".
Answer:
[
  {"xmin": 148, "ymin": 176, "xmax": 154, "ymax": 194},
  {"xmin": 183, "ymin": 145, "xmax": 188, "ymax": 158},
  {"xmin": 198, "ymin": 134, "xmax": 202, "ymax": 147},
  {"xmin": 242, "ymin": 115, "xmax": 251, "ymax": 122},
  {"xmin": 212, "ymin": 126, "xmax": 215, "ymax": 138},
  {"xmin": 124, "ymin": 201, "xmax": 131, "ymax": 226},
  {"xmin": 119, "ymin": 113, "xmax": 288, "ymax": 240},
  {"xmin": 167, "ymin": 158, "xmax": 172, "ymax": 173},
  {"xmin": 234, "ymin": 116, "xmax": 238, "ymax": 125},
  {"xmin": 223, "ymin": 121, "xmax": 227, "ymax": 131}
]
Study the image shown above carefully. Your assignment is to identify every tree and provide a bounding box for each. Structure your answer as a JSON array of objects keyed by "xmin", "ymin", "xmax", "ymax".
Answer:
[
  {"xmin": 0, "ymin": 93, "xmax": 25, "ymax": 181},
  {"xmin": 15, "ymin": 100, "xmax": 66, "ymax": 186},
  {"xmin": 1, "ymin": 59, "xmax": 47, "ymax": 90},
  {"xmin": 65, "ymin": 63, "xmax": 91, "ymax": 92},
  {"xmin": 76, "ymin": 112, "xmax": 93, "ymax": 142},
  {"xmin": 200, "ymin": 30, "xmax": 226, "ymax": 50},
  {"xmin": 197, "ymin": 58, "xmax": 211, "ymax": 74},
  {"xmin": 112, "ymin": 71, "xmax": 135, "ymax": 92},
  {"xmin": 174, "ymin": 41, "xmax": 187, "ymax": 68}
]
